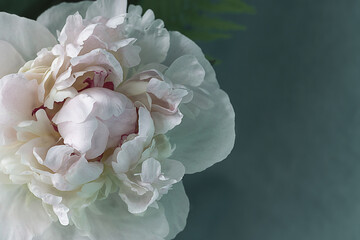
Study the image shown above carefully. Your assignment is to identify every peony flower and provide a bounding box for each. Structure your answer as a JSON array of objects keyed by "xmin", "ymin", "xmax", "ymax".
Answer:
[{"xmin": 0, "ymin": 0, "xmax": 235, "ymax": 239}]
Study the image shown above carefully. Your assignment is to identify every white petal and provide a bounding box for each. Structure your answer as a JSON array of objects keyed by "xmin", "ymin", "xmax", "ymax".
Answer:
[
  {"xmin": 168, "ymin": 89, "xmax": 235, "ymax": 173},
  {"xmin": 164, "ymin": 31, "xmax": 218, "ymax": 87},
  {"xmin": 126, "ymin": 7, "xmax": 170, "ymax": 64},
  {"xmin": 28, "ymin": 182, "xmax": 70, "ymax": 226},
  {"xmin": 161, "ymin": 159, "xmax": 185, "ymax": 183},
  {"xmin": 37, "ymin": 1, "xmax": 93, "ymax": 36},
  {"xmin": 58, "ymin": 13, "xmax": 85, "ymax": 56},
  {"xmin": 0, "ymin": 146, "xmax": 27, "ymax": 184},
  {"xmin": 86, "ymin": 0, "xmax": 127, "ymax": 20},
  {"xmin": 0, "ymin": 185, "xmax": 52, "ymax": 240},
  {"xmin": 0, "ymin": 41, "xmax": 25, "ymax": 78},
  {"xmin": 160, "ymin": 182, "xmax": 189, "ymax": 240},
  {"xmin": 111, "ymin": 107, "xmax": 154, "ymax": 173},
  {"xmin": 151, "ymin": 111, "xmax": 183, "ymax": 135},
  {"xmin": 46, "ymin": 148, "xmax": 103, "ymax": 191},
  {"xmin": 146, "ymin": 78, "xmax": 187, "ymax": 134},
  {"xmin": 136, "ymin": 21, "xmax": 170, "ymax": 64},
  {"xmin": 146, "ymin": 78, "xmax": 187, "ymax": 107},
  {"xmin": 118, "ymin": 182, "xmax": 158, "ymax": 214},
  {"xmin": 112, "ymin": 138, "xmax": 143, "ymax": 173},
  {"xmin": 74, "ymin": 194, "xmax": 169, "ymax": 240},
  {"xmin": 116, "ymin": 44, "xmax": 141, "ymax": 68},
  {"xmin": 43, "ymin": 145, "xmax": 75, "ymax": 172},
  {"xmin": 141, "ymin": 158, "xmax": 161, "ymax": 183},
  {"xmin": 34, "ymin": 223, "xmax": 91, "ymax": 240},
  {"xmin": 65, "ymin": 156, "xmax": 103, "ymax": 188},
  {"xmin": 165, "ymin": 32, "xmax": 235, "ymax": 173},
  {"xmin": 165, "ymin": 55, "xmax": 205, "ymax": 87},
  {"xmin": 0, "ymin": 12, "xmax": 57, "ymax": 60}
]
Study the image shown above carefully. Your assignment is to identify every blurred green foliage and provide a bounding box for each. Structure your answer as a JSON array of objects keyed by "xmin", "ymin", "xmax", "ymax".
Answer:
[
  {"xmin": 0, "ymin": 0, "xmax": 77, "ymax": 20},
  {"xmin": 138, "ymin": 0, "xmax": 255, "ymax": 41},
  {"xmin": 0, "ymin": 0, "xmax": 254, "ymax": 42}
]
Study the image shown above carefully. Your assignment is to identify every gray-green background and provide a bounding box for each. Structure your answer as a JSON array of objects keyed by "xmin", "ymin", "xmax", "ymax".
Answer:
[
  {"xmin": 3, "ymin": 0, "xmax": 360, "ymax": 239},
  {"xmin": 181, "ymin": 0, "xmax": 360, "ymax": 239}
]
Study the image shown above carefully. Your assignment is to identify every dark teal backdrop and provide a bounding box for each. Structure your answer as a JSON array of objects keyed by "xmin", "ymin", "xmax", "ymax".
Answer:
[
  {"xmin": 180, "ymin": 1, "xmax": 360, "ymax": 239},
  {"xmin": 2, "ymin": 0, "xmax": 360, "ymax": 239}
]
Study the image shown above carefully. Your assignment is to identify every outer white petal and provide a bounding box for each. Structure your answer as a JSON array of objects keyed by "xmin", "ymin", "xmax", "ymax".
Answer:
[
  {"xmin": 37, "ymin": 1, "xmax": 93, "ymax": 36},
  {"xmin": 161, "ymin": 159, "xmax": 185, "ymax": 184},
  {"xmin": 164, "ymin": 31, "xmax": 218, "ymax": 86},
  {"xmin": 34, "ymin": 223, "xmax": 91, "ymax": 240},
  {"xmin": 165, "ymin": 32, "xmax": 235, "ymax": 173},
  {"xmin": 126, "ymin": 6, "xmax": 170, "ymax": 64},
  {"xmin": 136, "ymin": 19, "xmax": 170, "ymax": 65},
  {"xmin": 0, "ymin": 41, "xmax": 25, "ymax": 78},
  {"xmin": 165, "ymin": 55, "xmax": 205, "ymax": 87},
  {"xmin": 160, "ymin": 182, "xmax": 189, "ymax": 240},
  {"xmin": 86, "ymin": 0, "xmax": 127, "ymax": 20},
  {"xmin": 168, "ymin": 88, "xmax": 235, "ymax": 174},
  {"xmin": 73, "ymin": 193, "xmax": 169, "ymax": 240},
  {"xmin": 0, "ymin": 12, "xmax": 57, "ymax": 60},
  {"xmin": 0, "ymin": 185, "xmax": 52, "ymax": 240}
]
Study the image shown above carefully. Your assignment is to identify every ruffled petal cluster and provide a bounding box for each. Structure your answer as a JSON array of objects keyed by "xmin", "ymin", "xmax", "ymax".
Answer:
[
  {"xmin": 53, "ymin": 88, "xmax": 137, "ymax": 158},
  {"xmin": 0, "ymin": 0, "xmax": 235, "ymax": 239}
]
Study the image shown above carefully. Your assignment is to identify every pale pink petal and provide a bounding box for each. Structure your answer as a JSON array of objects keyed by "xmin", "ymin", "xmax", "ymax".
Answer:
[
  {"xmin": 111, "ymin": 107, "xmax": 154, "ymax": 173},
  {"xmin": 53, "ymin": 93, "xmax": 96, "ymax": 124},
  {"xmin": 57, "ymin": 119, "xmax": 99, "ymax": 155},
  {"xmin": 0, "ymin": 41, "xmax": 25, "ymax": 78},
  {"xmin": 86, "ymin": 119, "xmax": 109, "ymax": 158}
]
